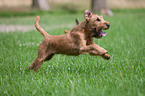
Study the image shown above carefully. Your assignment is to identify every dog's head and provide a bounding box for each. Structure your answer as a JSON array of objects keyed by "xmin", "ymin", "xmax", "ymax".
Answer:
[{"xmin": 85, "ymin": 9, "xmax": 110, "ymax": 38}]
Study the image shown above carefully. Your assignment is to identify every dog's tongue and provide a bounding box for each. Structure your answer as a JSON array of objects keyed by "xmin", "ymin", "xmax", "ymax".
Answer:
[
  {"xmin": 101, "ymin": 31, "xmax": 107, "ymax": 36},
  {"xmin": 97, "ymin": 29, "xmax": 107, "ymax": 36}
]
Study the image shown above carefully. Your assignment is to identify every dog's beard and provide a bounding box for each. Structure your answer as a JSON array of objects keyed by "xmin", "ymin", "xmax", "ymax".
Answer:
[{"xmin": 92, "ymin": 28, "xmax": 107, "ymax": 38}]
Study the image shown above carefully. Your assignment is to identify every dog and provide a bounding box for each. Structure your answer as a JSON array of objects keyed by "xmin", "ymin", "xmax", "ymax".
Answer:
[{"xmin": 28, "ymin": 9, "xmax": 110, "ymax": 72}]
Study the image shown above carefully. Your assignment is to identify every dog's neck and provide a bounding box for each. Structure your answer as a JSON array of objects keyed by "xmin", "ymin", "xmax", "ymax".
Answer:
[
  {"xmin": 85, "ymin": 23, "xmax": 94, "ymax": 45},
  {"xmin": 71, "ymin": 20, "xmax": 94, "ymax": 45},
  {"xmin": 82, "ymin": 20, "xmax": 94, "ymax": 45}
]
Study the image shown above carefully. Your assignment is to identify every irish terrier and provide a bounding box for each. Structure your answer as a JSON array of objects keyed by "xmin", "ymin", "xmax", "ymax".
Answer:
[{"xmin": 28, "ymin": 9, "xmax": 110, "ymax": 72}]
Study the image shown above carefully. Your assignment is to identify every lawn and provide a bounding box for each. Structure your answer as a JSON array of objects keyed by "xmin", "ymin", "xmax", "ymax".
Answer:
[{"xmin": 0, "ymin": 9, "xmax": 145, "ymax": 96}]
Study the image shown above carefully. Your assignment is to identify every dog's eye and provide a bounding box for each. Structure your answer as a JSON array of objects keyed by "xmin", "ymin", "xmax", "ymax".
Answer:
[{"xmin": 96, "ymin": 18, "xmax": 100, "ymax": 21}]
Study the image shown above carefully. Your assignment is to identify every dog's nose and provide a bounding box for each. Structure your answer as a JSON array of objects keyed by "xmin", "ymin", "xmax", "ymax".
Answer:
[{"xmin": 106, "ymin": 24, "xmax": 110, "ymax": 28}]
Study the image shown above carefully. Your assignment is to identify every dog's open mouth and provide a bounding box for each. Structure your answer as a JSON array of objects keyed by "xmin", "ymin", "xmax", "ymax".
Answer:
[{"xmin": 93, "ymin": 28, "xmax": 107, "ymax": 38}]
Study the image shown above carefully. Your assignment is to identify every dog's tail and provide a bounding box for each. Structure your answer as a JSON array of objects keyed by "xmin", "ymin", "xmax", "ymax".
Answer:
[{"xmin": 35, "ymin": 16, "xmax": 49, "ymax": 37}]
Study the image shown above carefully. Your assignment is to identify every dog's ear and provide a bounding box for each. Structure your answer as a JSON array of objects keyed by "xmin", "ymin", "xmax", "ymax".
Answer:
[
  {"xmin": 75, "ymin": 18, "xmax": 79, "ymax": 25},
  {"xmin": 84, "ymin": 9, "xmax": 92, "ymax": 20}
]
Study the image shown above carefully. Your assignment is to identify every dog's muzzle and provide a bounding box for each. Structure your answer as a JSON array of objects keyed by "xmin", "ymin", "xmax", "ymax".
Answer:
[
  {"xmin": 92, "ymin": 28, "xmax": 107, "ymax": 38},
  {"xmin": 106, "ymin": 24, "xmax": 110, "ymax": 28}
]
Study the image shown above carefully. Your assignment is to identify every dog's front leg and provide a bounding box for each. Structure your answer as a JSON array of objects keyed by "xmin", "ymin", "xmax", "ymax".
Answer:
[
  {"xmin": 89, "ymin": 50, "xmax": 110, "ymax": 60},
  {"xmin": 89, "ymin": 44, "xmax": 110, "ymax": 60},
  {"xmin": 80, "ymin": 44, "xmax": 110, "ymax": 60},
  {"xmin": 80, "ymin": 45, "xmax": 94, "ymax": 53},
  {"xmin": 80, "ymin": 44, "xmax": 107, "ymax": 53}
]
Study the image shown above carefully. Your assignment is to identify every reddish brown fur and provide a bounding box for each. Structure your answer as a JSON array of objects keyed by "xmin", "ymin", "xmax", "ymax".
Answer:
[{"xmin": 28, "ymin": 10, "xmax": 110, "ymax": 72}]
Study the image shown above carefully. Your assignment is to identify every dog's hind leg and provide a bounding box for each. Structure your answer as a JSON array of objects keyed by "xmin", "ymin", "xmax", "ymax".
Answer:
[
  {"xmin": 28, "ymin": 40, "xmax": 55, "ymax": 72},
  {"xmin": 28, "ymin": 52, "xmax": 54, "ymax": 72},
  {"xmin": 28, "ymin": 57, "xmax": 45, "ymax": 72},
  {"xmin": 44, "ymin": 53, "xmax": 54, "ymax": 61}
]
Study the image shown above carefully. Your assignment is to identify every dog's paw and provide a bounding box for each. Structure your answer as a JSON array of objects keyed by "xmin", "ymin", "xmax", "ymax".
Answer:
[{"xmin": 102, "ymin": 53, "xmax": 110, "ymax": 60}]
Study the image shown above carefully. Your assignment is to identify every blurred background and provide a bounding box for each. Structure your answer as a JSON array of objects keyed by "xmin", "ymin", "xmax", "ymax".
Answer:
[
  {"xmin": 0, "ymin": 0, "xmax": 145, "ymax": 32},
  {"xmin": 0, "ymin": 0, "xmax": 145, "ymax": 33},
  {"xmin": 0, "ymin": 1, "xmax": 145, "ymax": 96},
  {"xmin": 0, "ymin": 0, "xmax": 145, "ymax": 12}
]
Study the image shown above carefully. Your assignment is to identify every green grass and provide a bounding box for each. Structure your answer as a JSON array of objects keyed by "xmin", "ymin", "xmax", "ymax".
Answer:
[{"xmin": 0, "ymin": 9, "xmax": 145, "ymax": 96}]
